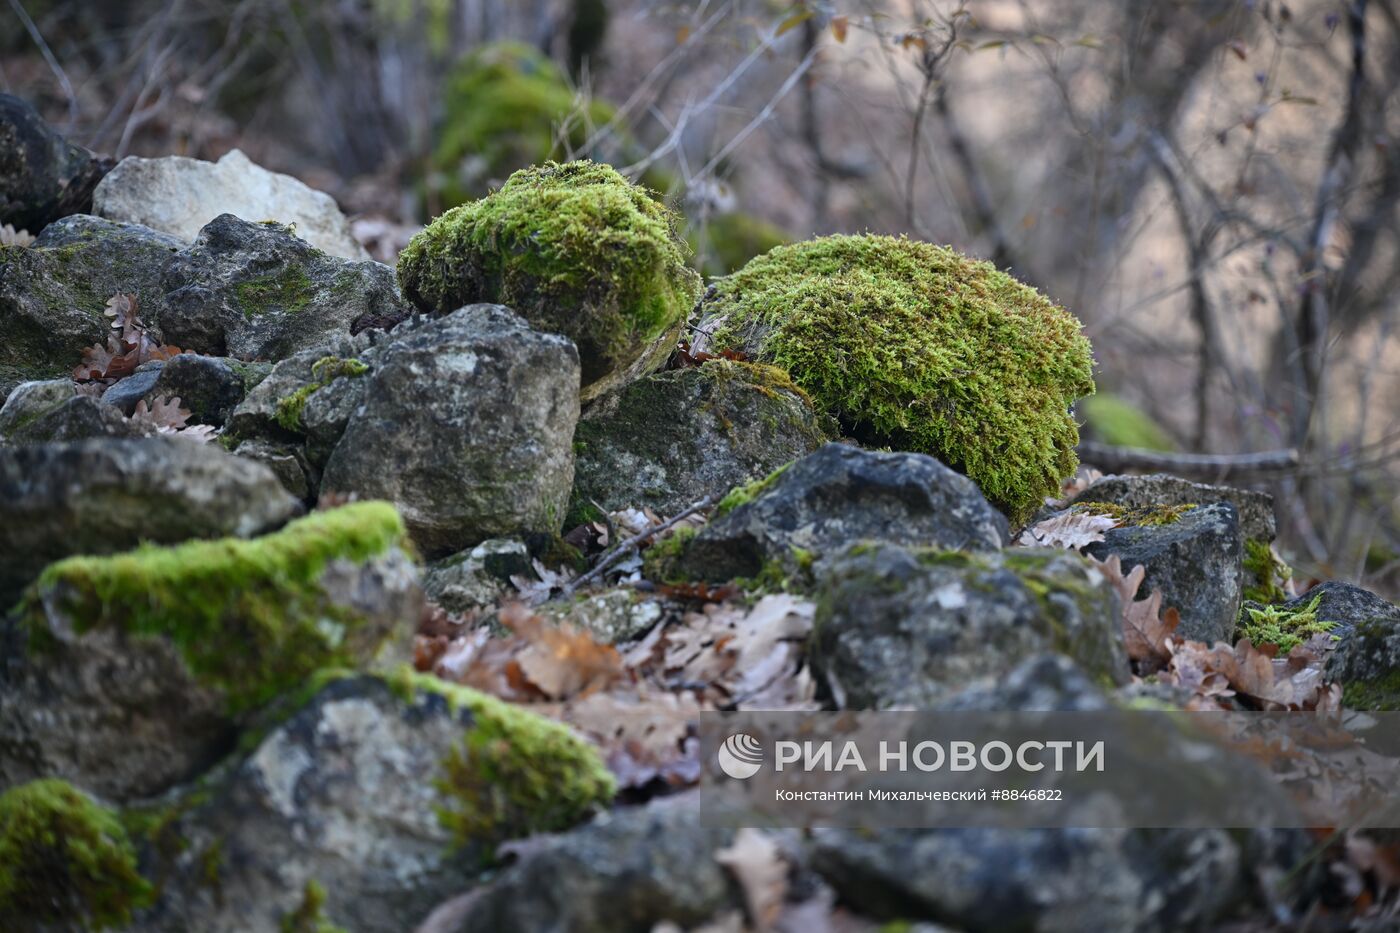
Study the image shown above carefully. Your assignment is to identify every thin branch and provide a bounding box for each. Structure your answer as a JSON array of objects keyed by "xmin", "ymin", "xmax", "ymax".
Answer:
[
  {"xmin": 7, "ymin": 0, "xmax": 77, "ymax": 128},
  {"xmin": 1078, "ymin": 443, "xmax": 1300, "ymax": 477},
  {"xmin": 556, "ymin": 494, "xmax": 718, "ymax": 599}
]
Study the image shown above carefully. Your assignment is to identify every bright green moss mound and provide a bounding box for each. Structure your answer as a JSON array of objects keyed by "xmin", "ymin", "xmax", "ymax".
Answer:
[
  {"xmin": 706, "ymin": 235, "xmax": 1095, "ymax": 522},
  {"xmin": 429, "ymin": 43, "xmax": 618, "ymax": 210},
  {"xmin": 1242, "ymin": 537, "xmax": 1293, "ymax": 604},
  {"xmin": 22, "ymin": 503, "xmax": 409, "ymax": 713},
  {"xmin": 1079, "ymin": 393, "xmax": 1175, "ymax": 451},
  {"xmin": 1239, "ymin": 594, "xmax": 1336, "ymax": 654},
  {"xmin": 390, "ymin": 670, "xmax": 615, "ymax": 846},
  {"xmin": 0, "ymin": 779, "xmax": 154, "ymax": 930},
  {"xmin": 399, "ymin": 160, "xmax": 701, "ymax": 396}
]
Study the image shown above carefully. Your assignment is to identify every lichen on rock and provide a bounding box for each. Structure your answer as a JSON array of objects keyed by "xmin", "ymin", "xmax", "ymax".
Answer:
[
  {"xmin": 698, "ymin": 234, "xmax": 1095, "ymax": 522},
  {"xmin": 398, "ymin": 160, "xmax": 701, "ymax": 401}
]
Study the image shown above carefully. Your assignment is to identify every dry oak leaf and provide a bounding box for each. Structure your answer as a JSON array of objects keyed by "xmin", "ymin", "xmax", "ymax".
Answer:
[
  {"xmin": 1091, "ymin": 554, "xmax": 1179, "ymax": 669},
  {"xmin": 1017, "ymin": 508, "xmax": 1118, "ymax": 549},
  {"xmin": 502, "ymin": 602, "xmax": 625, "ymax": 700}
]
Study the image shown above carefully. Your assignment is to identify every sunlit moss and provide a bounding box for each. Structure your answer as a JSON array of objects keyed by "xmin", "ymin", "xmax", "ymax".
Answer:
[{"xmin": 704, "ymin": 235, "xmax": 1095, "ymax": 522}]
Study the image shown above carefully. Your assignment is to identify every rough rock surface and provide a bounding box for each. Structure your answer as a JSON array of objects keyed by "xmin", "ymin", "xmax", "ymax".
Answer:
[
  {"xmin": 0, "ymin": 94, "xmax": 114, "ymax": 233},
  {"xmin": 132, "ymin": 677, "xmax": 477, "ymax": 933},
  {"xmin": 158, "ymin": 214, "xmax": 410, "ymax": 360},
  {"xmin": 0, "ymin": 378, "xmax": 75, "ymax": 438},
  {"xmin": 1072, "ymin": 473, "xmax": 1276, "ymax": 542},
  {"xmin": 320, "ymin": 305, "xmax": 580, "ymax": 557},
  {"xmin": 1082, "ymin": 502, "xmax": 1243, "ymax": 644},
  {"xmin": 571, "ymin": 360, "xmax": 828, "ymax": 518},
  {"xmin": 1, "ymin": 394, "xmax": 148, "ymax": 445},
  {"xmin": 0, "ymin": 215, "xmax": 182, "ymax": 394},
  {"xmin": 0, "ymin": 508, "xmax": 418, "ymax": 801},
  {"xmin": 539, "ymin": 589, "xmax": 665, "ymax": 645},
  {"xmin": 93, "ymin": 149, "xmax": 371, "ymax": 260},
  {"xmin": 101, "ymin": 355, "xmax": 267, "ymax": 425},
  {"xmin": 0, "ymin": 437, "xmax": 301, "ymax": 606},
  {"xmin": 1289, "ymin": 581, "xmax": 1400, "ymax": 633},
  {"xmin": 419, "ymin": 797, "xmax": 739, "ymax": 933},
  {"xmin": 809, "ymin": 827, "xmax": 1245, "ymax": 933},
  {"xmin": 423, "ymin": 538, "xmax": 532, "ymax": 613},
  {"xmin": 1327, "ymin": 614, "xmax": 1400, "ymax": 710},
  {"xmin": 677, "ymin": 443, "xmax": 1008, "ymax": 583},
  {"xmin": 811, "ymin": 543, "xmax": 1128, "ymax": 709}
]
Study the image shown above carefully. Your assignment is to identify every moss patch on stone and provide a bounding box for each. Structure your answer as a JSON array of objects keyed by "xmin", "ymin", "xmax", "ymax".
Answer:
[
  {"xmin": 0, "ymin": 779, "xmax": 154, "ymax": 930},
  {"xmin": 1072, "ymin": 501, "xmax": 1196, "ymax": 527},
  {"xmin": 1239, "ymin": 593, "xmax": 1336, "ymax": 654},
  {"xmin": 274, "ymin": 355, "xmax": 369, "ymax": 431},
  {"xmin": 1079, "ymin": 392, "xmax": 1175, "ymax": 451},
  {"xmin": 388, "ymin": 670, "xmax": 615, "ymax": 846},
  {"xmin": 280, "ymin": 879, "xmax": 347, "ymax": 933},
  {"xmin": 704, "ymin": 235, "xmax": 1095, "ymax": 523},
  {"xmin": 641, "ymin": 525, "xmax": 698, "ymax": 584},
  {"xmin": 1242, "ymin": 537, "xmax": 1293, "ymax": 604},
  {"xmin": 20, "ymin": 502, "xmax": 408, "ymax": 713},
  {"xmin": 398, "ymin": 160, "xmax": 701, "ymax": 393},
  {"xmin": 715, "ymin": 460, "xmax": 793, "ymax": 517},
  {"xmin": 1342, "ymin": 667, "xmax": 1400, "ymax": 712},
  {"xmin": 234, "ymin": 264, "xmax": 316, "ymax": 319}
]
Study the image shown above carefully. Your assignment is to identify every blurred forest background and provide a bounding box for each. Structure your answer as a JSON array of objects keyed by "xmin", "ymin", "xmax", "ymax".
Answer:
[{"xmin": 4, "ymin": 0, "xmax": 1398, "ymax": 595}]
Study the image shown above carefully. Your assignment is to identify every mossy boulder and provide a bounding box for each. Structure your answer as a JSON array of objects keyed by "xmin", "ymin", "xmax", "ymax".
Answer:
[
  {"xmin": 0, "ymin": 215, "xmax": 183, "ymax": 397},
  {"xmin": 159, "ymin": 214, "xmax": 411, "ymax": 361},
  {"xmin": 811, "ymin": 541, "xmax": 1129, "ymax": 709},
  {"xmin": 0, "ymin": 502, "xmax": 421, "ymax": 801},
  {"xmin": 1069, "ymin": 473, "xmax": 1276, "ymax": 542},
  {"xmin": 398, "ymin": 161, "xmax": 701, "ymax": 402},
  {"xmin": 427, "ymin": 43, "xmax": 621, "ymax": 210},
  {"xmin": 0, "ymin": 778, "xmax": 152, "ymax": 931},
  {"xmin": 666, "ymin": 443, "xmax": 1007, "ymax": 588},
  {"xmin": 570, "ymin": 359, "xmax": 829, "ymax": 520},
  {"xmin": 0, "ymin": 437, "xmax": 302, "ymax": 609},
  {"xmin": 1079, "ymin": 502, "xmax": 1243, "ymax": 644},
  {"xmin": 132, "ymin": 673, "xmax": 613, "ymax": 933},
  {"xmin": 1328, "ymin": 615, "xmax": 1400, "ymax": 711},
  {"xmin": 698, "ymin": 234, "xmax": 1095, "ymax": 522}
]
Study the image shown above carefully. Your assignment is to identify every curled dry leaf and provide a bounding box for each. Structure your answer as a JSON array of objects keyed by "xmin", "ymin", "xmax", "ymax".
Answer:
[
  {"xmin": 1017, "ymin": 508, "xmax": 1118, "ymax": 549},
  {"xmin": 1090, "ymin": 554, "xmax": 1178, "ymax": 670}
]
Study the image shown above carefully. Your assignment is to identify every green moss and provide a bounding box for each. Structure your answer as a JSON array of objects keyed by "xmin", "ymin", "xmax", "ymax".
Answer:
[
  {"xmin": 281, "ymin": 879, "xmax": 347, "ymax": 933},
  {"xmin": 0, "ymin": 779, "xmax": 154, "ymax": 930},
  {"xmin": 387, "ymin": 670, "xmax": 615, "ymax": 846},
  {"xmin": 641, "ymin": 525, "xmax": 698, "ymax": 584},
  {"xmin": 1242, "ymin": 538, "xmax": 1293, "ymax": 604},
  {"xmin": 20, "ymin": 502, "xmax": 408, "ymax": 713},
  {"xmin": 398, "ymin": 160, "xmax": 701, "ymax": 395},
  {"xmin": 234, "ymin": 264, "xmax": 316, "ymax": 319},
  {"xmin": 715, "ymin": 461, "xmax": 794, "ymax": 516},
  {"xmin": 1073, "ymin": 501, "xmax": 1196, "ymax": 527},
  {"xmin": 687, "ymin": 212, "xmax": 792, "ymax": 277},
  {"xmin": 274, "ymin": 356, "xmax": 369, "ymax": 432},
  {"xmin": 1078, "ymin": 392, "xmax": 1175, "ymax": 451},
  {"xmin": 429, "ymin": 43, "xmax": 620, "ymax": 210},
  {"xmin": 1239, "ymin": 594, "xmax": 1337, "ymax": 654},
  {"xmin": 705, "ymin": 235, "xmax": 1095, "ymax": 523},
  {"xmin": 1342, "ymin": 667, "xmax": 1400, "ymax": 712}
]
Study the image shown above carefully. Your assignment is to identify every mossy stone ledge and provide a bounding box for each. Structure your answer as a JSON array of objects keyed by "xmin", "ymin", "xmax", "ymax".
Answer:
[
  {"xmin": 0, "ymin": 778, "xmax": 153, "ymax": 930},
  {"xmin": 397, "ymin": 160, "xmax": 702, "ymax": 402},
  {"xmin": 699, "ymin": 234, "xmax": 1095, "ymax": 523}
]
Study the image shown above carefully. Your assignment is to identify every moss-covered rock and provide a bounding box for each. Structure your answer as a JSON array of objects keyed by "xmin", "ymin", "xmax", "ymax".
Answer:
[
  {"xmin": 427, "ymin": 43, "xmax": 620, "ymax": 210},
  {"xmin": 1, "ymin": 502, "xmax": 421, "ymax": 801},
  {"xmin": 131, "ymin": 673, "xmax": 612, "ymax": 933},
  {"xmin": 699, "ymin": 235, "xmax": 1093, "ymax": 522},
  {"xmin": 811, "ymin": 542, "xmax": 1128, "ymax": 709},
  {"xmin": 1242, "ymin": 537, "xmax": 1293, "ymax": 604},
  {"xmin": 1327, "ymin": 616, "xmax": 1400, "ymax": 711},
  {"xmin": 570, "ymin": 359, "xmax": 829, "ymax": 518},
  {"xmin": 0, "ymin": 778, "xmax": 152, "ymax": 930},
  {"xmin": 398, "ymin": 161, "xmax": 701, "ymax": 402}
]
